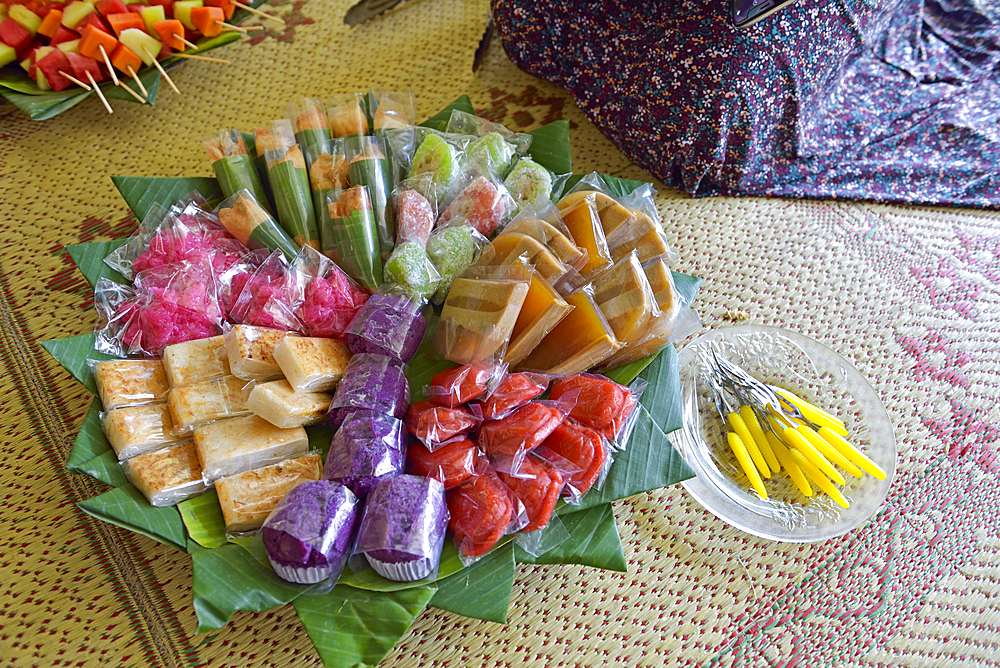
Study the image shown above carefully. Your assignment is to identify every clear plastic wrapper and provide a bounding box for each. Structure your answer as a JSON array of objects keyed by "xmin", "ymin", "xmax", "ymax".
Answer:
[
  {"xmin": 290, "ymin": 245, "xmax": 369, "ymax": 339},
  {"xmin": 272, "ymin": 335, "xmax": 353, "ymax": 393},
  {"xmin": 514, "ymin": 512, "xmax": 571, "ymax": 557},
  {"xmin": 326, "ymin": 353, "xmax": 410, "ymax": 429},
  {"xmin": 474, "ymin": 224, "xmax": 578, "ymax": 292},
  {"xmin": 497, "ymin": 453, "xmax": 566, "ymax": 533},
  {"xmin": 102, "ymin": 402, "xmax": 184, "ymax": 461},
  {"xmin": 204, "ymin": 129, "xmax": 271, "ymax": 209},
  {"xmin": 123, "ymin": 440, "xmax": 208, "ymax": 507},
  {"xmin": 322, "ymin": 411, "xmax": 406, "ymax": 500},
  {"xmin": 307, "ymin": 137, "xmax": 350, "ymax": 244},
  {"xmin": 284, "ymin": 97, "xmax": 332, "ymax": 161},
  {"xmin": 326, "ymin": 93, "xmax": 369, "ymax": 138},
  {"xmin": 446, "ymin": 470, "xmax": 527, "ymax": 564},
  {"xmin": 424, "ymin": 363, "xmax": 501, "ymax": 407},
  {"xmin": 476, "ymin": 372, "xmax": 550, "ymax": 420},
  {"xmin": 503, "ymin": 157, "xmax": 569, "ymax": 214},
  {"xmin": 351, "ymin": 474, "xmax": 448, "ymax": 582},
  {"xmin": 549, "ymin": 373, "xmax": 639, "ymax": 443},
  {"xmin": 194, "ymin": 414, "xmax": 310, "ymax": 483},
  {"xmin": 167, "ymin": 375, "xmax": 253, "ymax": 436},
  {"xmin": 91, "ymin": 358, "xmax": 169, "ymax": 411},
  {"xmin": 586, "ymin": 251, "xmax": 660, "ymax": 352},
  {"xmin": 477, "ymin": 400, "xmax": 569, "ymax": 470},
  {"xmin": 596, "ymin": 253, "xmax": 684, "ymax": 369},
  {"xmin": 215, "ymin": 452, "xmax": 322, "ymax": 534},
  {"xmin": 383, "ymin": 240, "xmax": 441, "ymax": 301},
  {"xmin": 346, "ymin": 134, "xmax": 395, "ymax": 257},
  {"xmin": 392, "ymin": 128, "xmax": 471, "ymax": 204},
  {"xmin": 502, "ymin": 270, "xmax": 574, "ymax": 368},
  {"xmin": 371, "ymin": 88, "xmax": 416, "ymax": 132},
  {"xmin": 533, "ymin": 419, "xmax": 609, "ymax": 499},
  {"xmin": 94, "ymin": 257, "xmax": 225, "ymax": 358},
  {"xmin": 500, "ymin": 203, "xmax": 588, "ymax": 276},
  {"xmin": 406, "ymin": 436, "xmax": 488, "ymax": 490},
  {"xmin": 558, "ymin": 193, "xmax": 613, "ymax": 278},
  {"xmin": 446, "ymin": 110, "xmax": 532, "ymax": 179},
  {"xmin": 255, "ymin": 119, "xmax": 319, "ymax": 249},
  {"xmin": 514, "ymin": 283, "xmax": 622, "ymax": 375},
  {"xmin": 218, "ymin": 248, "xmax": 270, "ymax": 317},
  {"xmin": 216, "ymin": 189, "xmax": 300, "ymax": 261},
  {"xmin": 405, "ymin": 400, "xmax": 480, "ymax": 450},
  {"xmin": 394, "ymin": 181, "xmax": 436, "ymax": 247},
  {"xmin": 426, "ymin": 223, "xmax": 489, "ymax": 305},
  {"xmin": 224, "ymin": 323, "xmax": 290, "ymax": 382},
  {"xmin": 435, "ymin": 265, "xmax": 531, "ymax": 366},
  {"xmin": 325, "ymin": 185, "xmax": 383, "ymax": 290},
  {"xmin": 229, "ymin": 250, "xmax": 304, "ymax": 333},
  {"xmin": 162, "ymin": 335, "xmax": 231, "ymax": 387},
  {"xmin": 436, "ymin": 171, "xmax": 515, "ymax": 239},
  {"xmin": 248, "ymin": 379, "xmax": 332, "ymax": 429},
  {"xmin": 103, "ymin": 203, "xmax": 171, "ymax": 281},
  {"xmin": 260, "ymin": 479, "xmax": 359, "ymax": 588},
  {"xmin": 343, "ymin": 290, "xmax": 427, "ymax": 363}
]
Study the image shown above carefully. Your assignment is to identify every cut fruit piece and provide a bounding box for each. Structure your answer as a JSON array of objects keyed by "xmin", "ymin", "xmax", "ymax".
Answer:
[
  {"xmin": 96, "ymin": 0, "xmax": 130, "ymax": 17},
  {"xmin": 173, "ymin": 0, "xmax": 203, "ymax": 30},
  {"xmin": 38, "ymin": 9, "xmax": 63, "ymax": 38},
  {"xmin": 61, "ymin": 1, "xmax": 96, "ymax": 29},
  {"xmin": 203, "ymin": 0, "xmax": 235, "ymax": 20},
  {"xmin": 139, "ymin": 4, "xmax": 165, "ymax": 33},
  {"xmin": 152, "ymin": 18, "xmax": 185, "ymax": 50},
  {"xmin": 436, "ymin": 274, "xmax": 529, "ymax": 365},
  {"xmin": 118, "ymin": 27, "xmax": 160, "ymax": 65},
  {"xmin": 189, "ymin": 5, "xmax": 223, "ymax": 36},
  {"xmin": 515, "ymin": 287, "xmax": 620, "ymax": 375},
  {"xmin": 504, "ymin": 271, "xmax": 573, "ymax": 367},
  {"xmin": 109, "ymin": 42, "xmax": 141, "ymax": 74},
  {"xmin": 9, "ymin": 5, "xmax": 42, "ymax": 35},
  {"xmin": 0, "ymin": 43, "xmax": 15, "ymax": 68},
  {"xmin": 35, "ymin": 48, "xmax": 73, "ymax": 91},
  {"xmin": 0, "ymin": 17, "xmax": 33, "ymax": 54},
  {"xmin": 49, "ymin": 24, "xmax": 80, "ymax": 46},
  {"xmin": 408, "ymin": 133, "xmax": 458, "ymax": 199},
  {"xmin": 78, "ymin": 24, "xmax": 118, "ymax": 61},
  {"xmin": 107, "ymin": 12, "xmax": 144, "ymax": 36},
  {"xmin": 65, "ymin": 51, "xmax": 104, "ymax": 82},
  {"xmin": 56, "ymin": 39, "xmax": 80, "ymax": 53}
]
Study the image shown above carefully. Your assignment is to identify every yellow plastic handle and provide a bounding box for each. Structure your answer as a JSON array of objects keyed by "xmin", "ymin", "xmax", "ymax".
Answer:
[
  {"xmin": 798, "ymin": 426, "xmax": 863, "ymax": 479},
  {"xmin": 728, "ymin": 412, "xmax": 771, "ymax": 479},
  {"xmin": 818, "ymin": 427, "xmax": 887, "ymax": 480},
  {"xmin": 739, "ymin": 404, "xmax": 780, "ymax": 473},
  {"xmin": 781, "ymin": 426, "xmax": 846, "ymax": 486},
  {"xmin": 788, "ymin": 448, "xmax": 850, "ymax": 509},
  {"xmin": 728, "ymin": 431, "xmax": 768, "ymax": 499},
  {"xmin": 774, "ymin": 388, "xmax": 848, "ymax": 437},
  {"xmin": 764, "ymin": 430, "xmax": 812, "ymax": 497}
]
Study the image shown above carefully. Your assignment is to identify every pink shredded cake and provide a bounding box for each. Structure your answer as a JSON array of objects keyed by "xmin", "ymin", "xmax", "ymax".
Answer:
[
  {"xmin": 296, "ymin": 270, "xmax": 369, "ymax": 338},
  {"xmin": 133, "ymin": 229, "xmax": 245, "ymax": 275},
  {"xmin": 229, "ymin": 266, "xmax": 302, "ymax": 332}
]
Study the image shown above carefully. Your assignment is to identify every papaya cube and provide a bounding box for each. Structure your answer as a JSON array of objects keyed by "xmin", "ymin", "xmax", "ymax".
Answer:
[
  {"xmin": 152, "ymin": 18, "xmax": 184, "ymax": 50},
  {"xmin": 9, "ymin": 5, "xmax": 42, "ymax": 35},
  {"xmin": 0, "ymin": 17, "xmax": 33, "ymax": 54},
  {"xmin": 107, "ymin": 12, "xmax": 145, "ymax": 36},
  {"xmin": 173, "ymin": 0, "xmax": 202, "ymax": 30},
  {"xmin": 110, "ymin": 41, "xmax": 142, "ymax": 73},
  {"xmin": 203, "ymin": 0, "xmax": 234, "ymax": 20},
  {"xmin": 50, "ymin": 25, "xmax": 80, "ymax": 45},
  {"xmin": 38, "ymin": 9, "xmax": 63, "ymax": 38},
  {"xmin": 118, "ymin": 27, "xmax": 161, "ymax": 65},
  {"xmin": 61, "ymin": 1, "xmax": 95, "ymax": 29},
  {"xmin": 35, "ymin": 48, "xmax": 74, "ymax": 91},
  {"xmin": 189, "ymin": 5, "xmax": 222, "ymax": 37},
  {"xmin": 66, "ymin": 51, "xmax": 105, "ymax": 82},
  {"xmin": 140, "ymin": 5, "xmax": 165, "ymax": 33},
  {"xmin": 78, "ymin": 24, "xmax": 118, "ymax": 60}
]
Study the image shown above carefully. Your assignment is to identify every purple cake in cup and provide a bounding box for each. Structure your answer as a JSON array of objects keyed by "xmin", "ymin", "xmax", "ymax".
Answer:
[
  {"xmin": 261, "ymin": 480, "xmax": 359, "ymax": 585},
  {"xmin": 327, "ymin": 354, "xmax": 410, "ymax": 428},
  {"xmin": 343, "ymin": 293, "xmax": 427, "ymax": 363},
  {"xmin": 323, "ymin": 411, "xmax": 406, "ymax": 499},
  {"xmin": 353, "ymin": 475, "xmax": 448, "ymax": 582}
]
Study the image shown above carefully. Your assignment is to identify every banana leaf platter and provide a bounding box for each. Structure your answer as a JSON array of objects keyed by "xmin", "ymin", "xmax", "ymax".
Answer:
[
  {"xmin": 41, "ymin": 95, "xmax": 703, "ymax": 667},
  {"xmin": 0, "ymin": 1, "xmax": 274, "ymax": 120}
]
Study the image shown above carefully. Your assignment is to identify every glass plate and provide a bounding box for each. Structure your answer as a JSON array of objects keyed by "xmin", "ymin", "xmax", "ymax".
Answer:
[{"xmin": 673, "ymin": 325, "xmax": 896, "ymax": 543}]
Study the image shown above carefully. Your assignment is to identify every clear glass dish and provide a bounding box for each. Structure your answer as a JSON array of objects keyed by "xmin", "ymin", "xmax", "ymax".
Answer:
[{"xmin": 673, "ymin": 325, "xmax": 896, "ymax": 543}]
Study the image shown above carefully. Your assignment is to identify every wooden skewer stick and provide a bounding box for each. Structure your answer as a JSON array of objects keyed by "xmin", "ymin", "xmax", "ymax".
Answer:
[
  {"xmin": 85, "ymin": 71, "xmax": 113, "ymax": 113},
  {"xmin": 117, "ymin": 79, "xmax": 147, "ymax": 104},
  {"xmin": 127, "ymin": 66, "xmax": 148, "ymax": 97},
  {"xmin": 98, "ymin": 44, "xmax": 119, "ymax": 86},
  {"xmin": 178, "ymin": 35, "xmax": 201, "ymax": 50},
  {"xmin": 170, "ymin": 52, "xmax": 231, "ymax": 64},
  {"xmin": 59, "ymin": 71, "xmax": 91, "ymax": 90},
  {"xmin": 142, "ymin": 46, "xmax": 181, "ymax": 95},
  {"xmin": 218, "ymin": 22, "xmax": 248, "ymax": 32},
  {"xmin": 232, "ymin": 1, "xmax": 285, "ymax": 24}
]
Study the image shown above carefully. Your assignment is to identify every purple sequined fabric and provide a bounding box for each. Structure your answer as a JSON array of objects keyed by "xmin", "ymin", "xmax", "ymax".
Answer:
[{"xmin": 492, "ymin": 0, "xmax": 1000, "ymax": 207}]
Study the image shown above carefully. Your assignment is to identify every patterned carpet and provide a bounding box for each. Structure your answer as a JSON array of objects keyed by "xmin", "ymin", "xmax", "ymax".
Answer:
[{"xmin": 1, "ymin": 0, "xmax": 998, "ymax": 666}]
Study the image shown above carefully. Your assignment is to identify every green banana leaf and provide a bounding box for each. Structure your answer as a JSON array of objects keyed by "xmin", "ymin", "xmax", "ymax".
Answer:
[
  {"xmin": 429, "ymin": 542, "xmax": 516, "ymax": 623},
  {"xmin": 65, "ymin": 398, "xmax": 129, "ymax": 488},
  {"xmin": 77, "ymin": 484, "xmax": 187, "ymax": 552},
  {"xmin": 526, "ymin": 121, "xmax": 572, "ymax": 176},
  {"xmin": 40, "ymin": 333, "xmax": 110, "ymax": 395},
  {"xmin": 67, "ymin": 239, "xmax": 128, "ymax": 287},
  {"xmin": 517, "ymin": 503, "xmax": 627, "ymax": 571},
  {"xmin": 294, "ymin": 585, "xmax": 437, "ymax": 668},
  {"xmin": 111, "ymin": 176, "xmax": 223, "ymax": 224},
  {"xmin": 419, "ymin": 95, "xmax": 475, "ymax": 131}
]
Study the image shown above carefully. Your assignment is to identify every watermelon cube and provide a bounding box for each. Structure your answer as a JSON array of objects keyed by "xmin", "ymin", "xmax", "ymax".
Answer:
[
  {"xmin": 49, "ymin": 25, "xmax": 79, "ymax": 45},
  {"xmin": 66, "ymin": 51, "xmax": 104, "ymax": 83},
  {"xmin": 0, "ymin": 16, "xmax": 33, "ymax": 54},
  {"xmin": 36, "ymin": 48, "xmax": 74, "ymax": 91},
  {"xmin": 76, "ymin": 12, "xmax": 111, "ymax": 34},
  {"xmin": 27, "ymin": 45, "xmax": 55, "ymax": 77},
  {"xmin": 95, "ymin": 0, "xmax": 130, "ymax": 17}
]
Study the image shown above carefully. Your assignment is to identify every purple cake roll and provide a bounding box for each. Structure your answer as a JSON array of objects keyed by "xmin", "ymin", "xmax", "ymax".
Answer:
[
  {"xmin": 354, "ymin": 475, "xmax": 448, "ymax": 581},
  {"xmin": 261, "ymin": 480, "xmax": 359, "ymax": 585},
  {"xmin": 327, "ymin": 354, "xmax": 410, "ymax": 428},
  {"xmin": 343, "ymin": 293, "xmax": 426, "ymax": 363},
  {"xmin": 323, "ymin": 411, "xmax": 406, "ymax": 499}
]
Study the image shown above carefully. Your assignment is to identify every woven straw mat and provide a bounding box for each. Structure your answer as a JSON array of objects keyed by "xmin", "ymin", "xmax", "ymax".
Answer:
[{"xmin": 1, "ymin": 0, "xmax": 998, "ymax": 666}]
